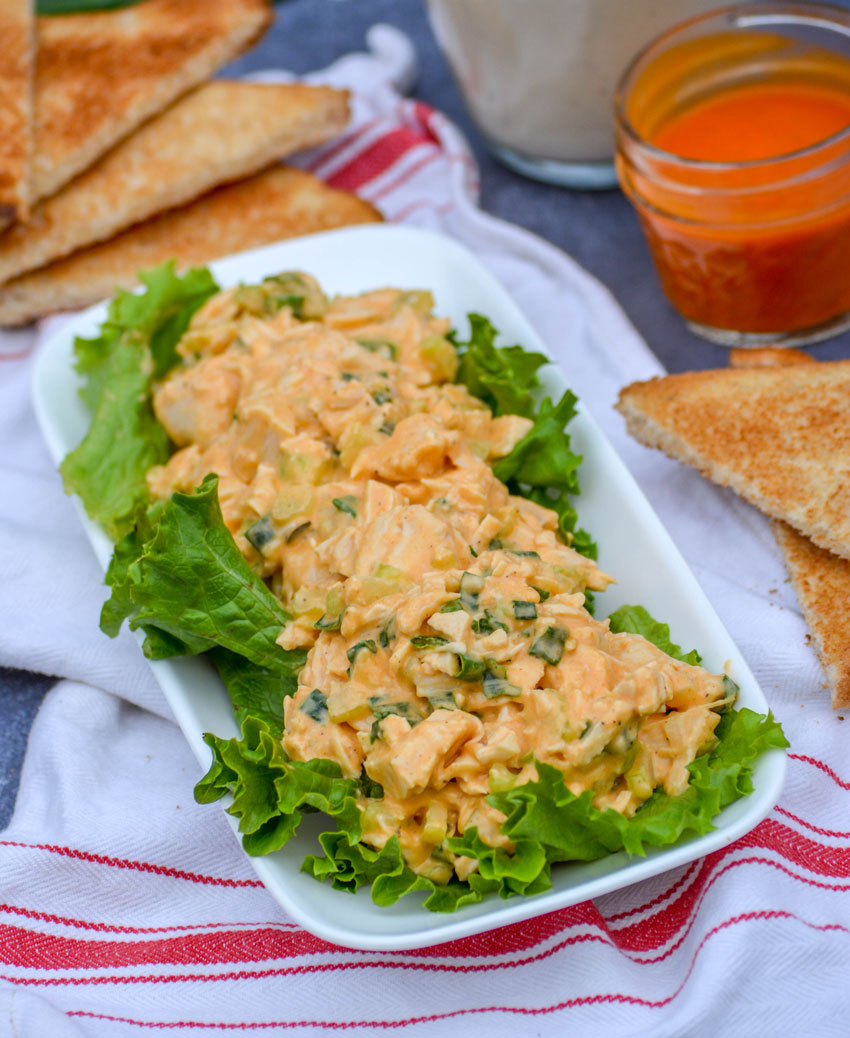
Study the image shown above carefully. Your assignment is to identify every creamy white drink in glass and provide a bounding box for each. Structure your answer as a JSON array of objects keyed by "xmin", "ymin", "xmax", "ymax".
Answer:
[{"xmin": 427, "ymin": 0, "xmax": 721, "ymax": 188}]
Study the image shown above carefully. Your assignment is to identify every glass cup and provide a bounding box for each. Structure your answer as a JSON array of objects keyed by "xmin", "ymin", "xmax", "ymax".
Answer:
[
  {"xmin": 615, "ymin": 2, "xmax": 850, "ymax": 347},
  {"xmin": 426, "ymin": 0, "xmax": 721, "ymax": 189}
]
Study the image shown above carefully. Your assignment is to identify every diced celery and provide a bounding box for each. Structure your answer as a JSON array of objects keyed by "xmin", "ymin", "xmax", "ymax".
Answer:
[
  {"xmin": 292, "ymin": 586, "xmax": 325, "ymax": 616},
  {"xmin": 430, "ymin": 547, "xmax": 458, "ymax": 569},
  {"xmin": 607, "ymin": 723, "xmax": 637, "ymax": 756},
  {"xmin": 328, "ymin": 687, "xmax": 370, "ymax": 724},
  {"xmin": 625, "ymin": 761, "xmax": 654, "ymax": 801},
  {"xmin": 488, "ymin": 763, "xmax": 518, "ymax": 792},
  {"xmin": 272, "ymin": 486, "xmax": 314, "ymax": 521},
  {"xmin": 360, "ymin": 577, "xmax": 402, "ymax": 602},
  {"xmin": 362, "ymin": 799, "xmax": 394, "ymax": 834},
  {"xmin": 339, "ymin": 426, "xmax": 378, "ymax": 468},
  {"xmin": 325, "ymin": 587, "xmax": 344, "ymax": 618},
  {"xmin": 419, "ymin": 334, "xmax": 459, "ymax": 381},
  {"xmin": 373, "ymin": 563, "xmax": 406, "ymax": 581},
  {"xmin": 418, "ymin": 860, "xmax": 453, "ymax": 885},
  {"xmin": 279, "ymin": 452, "xmax": 332, "ymax": 485},
  {"xmin": 422, "ymin": 802, "xmax": 448, "ymax": 845},
  {"xmin": 396, "ymin": 289, "xmax": 434, "ymax": 315}
]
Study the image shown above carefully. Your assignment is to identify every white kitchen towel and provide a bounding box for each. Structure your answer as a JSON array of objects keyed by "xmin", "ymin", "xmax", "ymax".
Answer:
[{"xmin": 1, "ymin": 25, "xmax": 847, "ymax": 1038}]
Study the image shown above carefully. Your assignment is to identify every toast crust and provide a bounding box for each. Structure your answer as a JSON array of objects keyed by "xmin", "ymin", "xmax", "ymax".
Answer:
[
  {"xmin": 0, "ymin": 81, "xmax": 350, "ymax": 286},
  {"xmin": 33, "ymin": 0, "xmax": 272, "ymax": 202},
  {"xmin": 0, "ymin": 0, "xmax": 33, "ymax": 227},
  {"xmin": 616, "ymin": 363, "xmax": 850, "ymax": 561},
  {"xmin": 0, "ymin": 166, "xmax": 380, "ymax": 325},
  {"xmin": 772, "ymin": 520, "xmax": 850, "ymax": 709}
]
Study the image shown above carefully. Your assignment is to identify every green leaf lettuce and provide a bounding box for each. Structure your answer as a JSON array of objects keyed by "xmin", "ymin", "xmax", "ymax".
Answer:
[
  {"xmin": 453, "ymin": 314, "xmax": 595, "ymax": 558},
  {"xmin": 101, "ymin": 473, "xmax": 298, "ymax": 674},
  {"xmin": 60, "ymin": 262, "xmax": 218, "ymax": 538},
  {"xmin": 607, "ymin": 604, "xmax": 702, "ymax": 666}
]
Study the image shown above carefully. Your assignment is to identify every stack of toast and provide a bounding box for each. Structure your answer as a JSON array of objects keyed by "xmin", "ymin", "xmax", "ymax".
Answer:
[
  {"xmin": 0, "ymin": 0, "xmax": 381, "ymax": 326},
  {"xmin": 616, "ymin": 348, "xmax": 850, "ymax": 710}
]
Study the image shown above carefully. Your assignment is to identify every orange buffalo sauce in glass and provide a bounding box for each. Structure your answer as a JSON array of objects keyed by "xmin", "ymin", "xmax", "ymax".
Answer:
[
  {"xmin": 615, "ymin": 3, "xmax": 850, "ymax": 347},
  {"xmin": 652, "ymin": 81, "xmax": 850, "ymax": 161}
]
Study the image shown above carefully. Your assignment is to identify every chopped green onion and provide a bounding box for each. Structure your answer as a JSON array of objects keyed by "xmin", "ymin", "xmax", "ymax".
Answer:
[
  {"xmin": 368, "ymin": 697, "xmax": 420, "ymax": 721},
  {"xmin": 378, "ymin": 419, "xmax": 396, "ymax": 436},
  {"xmin": 357, "ymin": 338, "xmax": 398, "ymax": 360},
  {"xmin": 509, "ymin": 549, "xmax": 540, "ymax": 559},
  {"xmin": 276, "ymin": 294, "xmax": 305, "ymax": 316},
  {"xmin": 532, "ymin": 586, "xmax": 551, "ymax": 602},
  {"xmin": 315, "ymin": 612, "xmax": 342, "ymax": 631},
  {"xmin": 411, "ymin": 635, "xmax": 450, "ymax": 649},
  {"xmin": 456, "ymin": 654, "xmax": 486, "ymax": 681},
  {"xmin": 285, "ymin": 521, "xmax": 311, "ymax": 543},
  {"xmin": 482, "ymin": 662, "xmax": 521, "ymax": 699},
  {"xmin": 487, "ymin": 537, "xmax": 503, "ymax": 550},
  {"xmin": 513, "ymin": 601, "xmax": 537, "ymax": 620},
  {"xmin": 460, "ymin": 572, "xmax": 484, "ymax": 611},
  {"xmin": 358, "ymin": 770, "xmax": 384, "ymax": 799},
  {"xmin": 347, "ymin": 640, "xmax": 378, "ymax": 665},
  {"xmin": 332, "ymin": 496, "xmax": 357, "ymax": 518},
  {"xmin": 472, "ymin": 610, "xmax": 508, "ymax": 635},
  {"xmin": 439, "ymin": 599, "xmax": 464, "ymax": 613},
  {"xmin": 379, "ymin": 619, "xmax": 395, "ymax": 648},
  {"xmin": 300, "ymin": 688, "xmax": 328, "ymax": 723},
  {"xmin": 423, "ymin": 689, "xmax": 457, "ymax": 710},
  {"xmin": 368, "ymin": 697, "xmax": 421, "ymax": 740},
  {"xmin": 371, "ymin": 388, "xmax": 393, "ymax": 405},
  {"xmin": 245, "ymin": 515, "xmax": 275, "ymax": 553},
  {"xmin": 530, "ymin": 625, "xmax": 568, "ymax": 665}
]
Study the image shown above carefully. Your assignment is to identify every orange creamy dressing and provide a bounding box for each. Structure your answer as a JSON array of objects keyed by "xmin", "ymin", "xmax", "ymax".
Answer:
[
  {"xmin": 147, "ymin": 276, "xmax": 729, "ymax": 884},
  {"xmin": 652, "ymin": 80, "xmax": 850, "ymax": 162}
]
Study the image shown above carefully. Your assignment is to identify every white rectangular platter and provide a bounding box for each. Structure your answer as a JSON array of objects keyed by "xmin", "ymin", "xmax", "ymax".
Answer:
[{"xmin": 32, "ymin": 223, "xmax": 786, "ymax": 951}]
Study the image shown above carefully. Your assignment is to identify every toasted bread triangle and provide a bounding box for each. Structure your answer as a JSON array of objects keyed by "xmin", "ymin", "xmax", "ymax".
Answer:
[
  {"xmin": 616, "ymin": 362, "xmax": 850, "ymax": 561},
  {"xmin": 0, "ymin": 165, "xmax": 381, "ymax": 325},
  {"xmin": 772, "ymin": 520, "xmax": 850, "ymax": 709},
  {"xmin": 33, "ymin": 0, "xmax": 271, "ymax": 204},
  {"xmin": 0, "ymin": 80, "xmax": 349, "ymax": 286},
  {"xmin": 0, "ymin": 0, "xmax": 33, "ymax": 229}
]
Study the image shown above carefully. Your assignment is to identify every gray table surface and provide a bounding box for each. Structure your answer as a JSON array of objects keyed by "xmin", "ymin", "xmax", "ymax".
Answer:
[{"xmin": 3, "ymin": 0, "xmax": 849, "ymax": 829}]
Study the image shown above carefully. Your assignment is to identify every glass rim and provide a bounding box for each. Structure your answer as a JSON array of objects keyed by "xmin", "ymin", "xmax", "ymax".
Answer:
[
  {"xmin": 617, "ymin": 158, "xmax": 850, "ymax": 227},
  {"xmin": 613, "ymin": 0, "xmax": 850, "ymax": 173}
]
